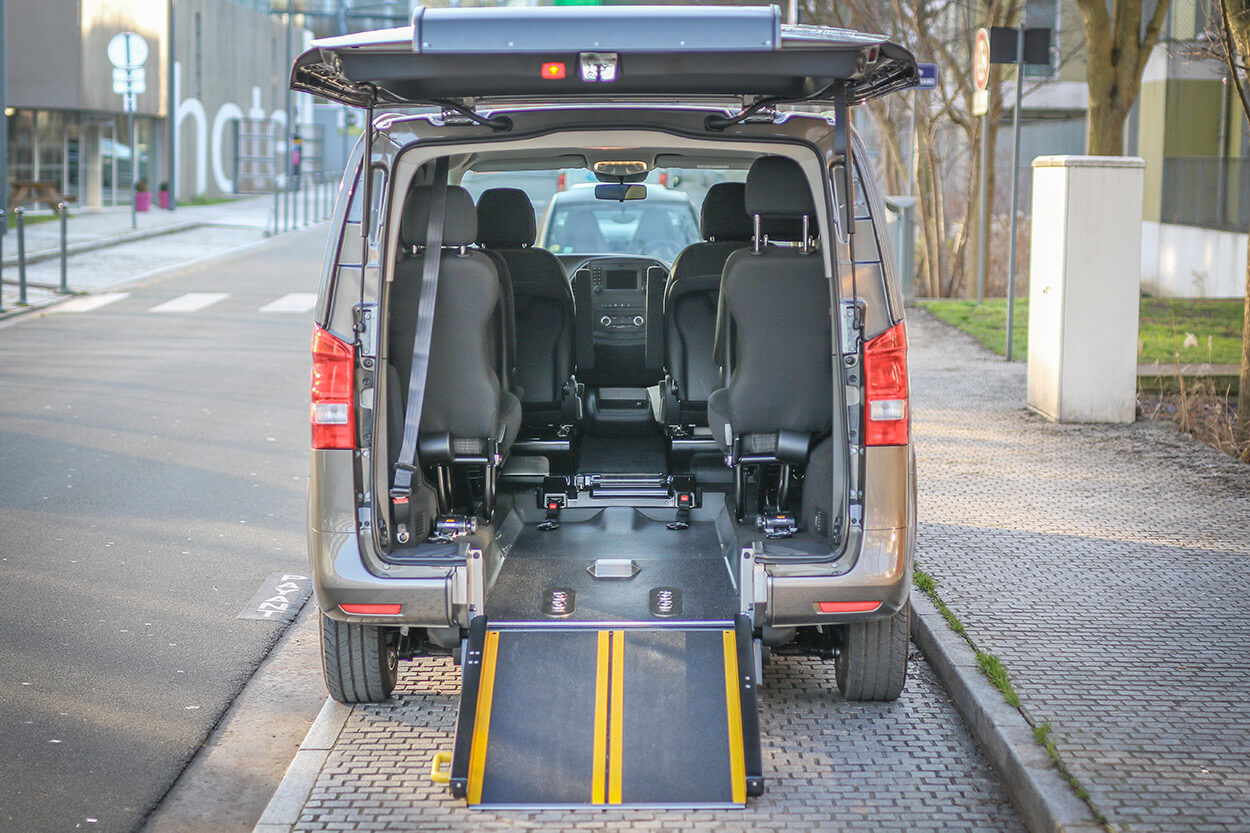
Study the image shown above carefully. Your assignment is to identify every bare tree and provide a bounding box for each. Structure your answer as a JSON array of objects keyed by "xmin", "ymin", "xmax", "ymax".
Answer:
[
  {"xmin": 803, "ymin": 0, "xmax": 1022, "ymax": 297},
  {"xmin": 1212, "ymin": 0, "xmax": 1250, "ymax": 446},
  {"xmin": 1074, "ymin": 0, "xmax": 1174, "ymax": 154}
]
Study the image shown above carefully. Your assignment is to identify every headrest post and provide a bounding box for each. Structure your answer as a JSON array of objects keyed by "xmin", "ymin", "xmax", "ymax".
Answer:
[
  {"xmin": 802, "ymin": 215, "xmax": 810, "ymax": 254},
  {"xmin": 752, "ymin": 215, "xmax": 762, "ymax": 254}
]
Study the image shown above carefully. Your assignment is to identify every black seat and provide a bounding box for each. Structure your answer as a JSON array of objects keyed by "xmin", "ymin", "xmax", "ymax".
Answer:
[
  {"xmin": 706, "ymin": 157, "xmax": 831, "ymax": 519},
  {"xmin": 388, "ymin": 184, "xmax": 521, "ymax": 520},
  {"xmin": 476, "ymin": 188, "xmax": 578, "ymax": 428},
  {"xmin": 661, "ymin": 182, "xmax": 751, "ymax": 427}
]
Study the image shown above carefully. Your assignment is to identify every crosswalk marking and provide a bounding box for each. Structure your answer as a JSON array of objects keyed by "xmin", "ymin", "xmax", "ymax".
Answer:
[
  {"xmin": 259, "ymin": 292, "xmax": 318, "ymax": 314},
  {"xmin": 149, "ymin": 292, "xmax": 230, "ymax": 313},
  {"xmin": 51, "ymin": 293, "xmax": 131, "ymax": 313}
]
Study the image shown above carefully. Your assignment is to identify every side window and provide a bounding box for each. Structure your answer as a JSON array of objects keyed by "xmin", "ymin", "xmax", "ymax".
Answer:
[{"xmin": 831, "ymin": 158, "xmax": 892, "ymax": 338}]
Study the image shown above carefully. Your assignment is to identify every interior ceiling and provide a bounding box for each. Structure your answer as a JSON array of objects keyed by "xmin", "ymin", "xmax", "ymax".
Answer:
[{"xmin": 462, "ymin": 147, "xmax": 759, "ymax": 173}]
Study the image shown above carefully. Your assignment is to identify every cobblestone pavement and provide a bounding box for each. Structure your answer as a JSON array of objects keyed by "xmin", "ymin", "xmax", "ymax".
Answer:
[
  {"xmin": 292, "ymin": 651, "xmax": 1024, "ymax": 832},
  {"xmin": 909, "ymin": 309, "xmax": 1250, "ymax": 833}
]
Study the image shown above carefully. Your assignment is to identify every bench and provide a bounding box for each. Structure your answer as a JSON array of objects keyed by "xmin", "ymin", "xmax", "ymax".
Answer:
[{"xmin": 8, "ymin": 181, "xmax": 73, "ymax": 212}]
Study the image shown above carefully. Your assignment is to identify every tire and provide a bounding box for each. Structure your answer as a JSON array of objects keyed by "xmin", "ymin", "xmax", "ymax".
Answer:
[
  {"xmin": 835, "ymin": 603, "xmax": 909, "ymax": 701},
  {"xmin": 320, "ymin": 611, "xmax": 399, "ymax": 703}
]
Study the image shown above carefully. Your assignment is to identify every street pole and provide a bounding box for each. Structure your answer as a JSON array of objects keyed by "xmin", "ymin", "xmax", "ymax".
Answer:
[
  {"xmin": 167, "ymin": 0, "xmax": 176, "ymax": 211},
  {"xmin": 976, "ymin": 110, "xmax": 988, "ymax": 305},
  {"xmin": 1, "ymin": 0, "xmax": 9, "ymax": 237},
  {"xmin": 129, "ymin": 110, "xmax": 136, "ymax": 230},
  {"xmin": 1005, "ymin": 22, "xmax": 1024, "ymax": 361},
  {"xmin": 284, "ymin": 0, "xmax": 293, "ymax": 233},
  {"xmin": 900, "ymin": 88, "xmax": 918, "ymax": 305}
]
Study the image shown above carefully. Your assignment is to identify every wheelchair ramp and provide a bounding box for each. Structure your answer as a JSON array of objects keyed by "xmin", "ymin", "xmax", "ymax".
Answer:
[{"xmin": 447, "ymin": 618, "xmax": 763, "ymax": 808}]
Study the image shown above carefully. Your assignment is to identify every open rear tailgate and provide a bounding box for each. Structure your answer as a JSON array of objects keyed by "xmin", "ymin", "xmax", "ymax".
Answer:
[{"xmin": 291, "ymin": 5, "xmax": 917, "ymax": 109}]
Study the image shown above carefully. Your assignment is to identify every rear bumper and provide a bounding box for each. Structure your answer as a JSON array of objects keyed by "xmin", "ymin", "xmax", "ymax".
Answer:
[
  {"xmin": 765, "ymin": 526, "xmax": 914, "ymax": 627},
  {"xmin": 308, "ymin": 529, "xmax": 457, "ymax": 625}
]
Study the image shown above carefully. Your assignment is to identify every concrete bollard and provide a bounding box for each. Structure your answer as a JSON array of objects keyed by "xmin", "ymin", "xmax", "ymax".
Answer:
[{"xmin": 1026, "ymin": 156, "xmax": 1145, "ymax": 423}]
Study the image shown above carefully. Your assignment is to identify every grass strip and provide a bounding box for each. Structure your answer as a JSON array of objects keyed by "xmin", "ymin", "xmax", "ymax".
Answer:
[{"xmin": 914, "ymin": 568, "xmax": 1106, "ymax": 824}]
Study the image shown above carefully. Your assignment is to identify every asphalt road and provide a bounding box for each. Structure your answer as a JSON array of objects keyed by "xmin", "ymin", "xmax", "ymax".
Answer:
[{"xmin": 0, "ymin": 229, "xmax": 328, "ymax": 833}]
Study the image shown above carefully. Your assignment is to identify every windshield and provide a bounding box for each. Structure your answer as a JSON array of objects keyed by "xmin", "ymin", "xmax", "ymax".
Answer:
[{"xmin": 542, "ymin": 192, "xmax": 700, "ymax": 261}]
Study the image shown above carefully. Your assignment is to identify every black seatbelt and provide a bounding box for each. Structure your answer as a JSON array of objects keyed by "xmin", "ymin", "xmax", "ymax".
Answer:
[{"xmin": 391, "ymin": 157, "xmax": 449, "ymax": 542}]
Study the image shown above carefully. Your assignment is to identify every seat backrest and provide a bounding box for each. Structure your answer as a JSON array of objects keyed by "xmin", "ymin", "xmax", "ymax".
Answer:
[
  {"xmin": 663, "ymin": 182, "xmax": 751, "ymax": 421},
  {"xmin": 388, "ymin": 185, "xmax": 511, "ymax": 447},
  {"xmin": 711, "ymin": 157, "xmax": 831, "ymax": 444},
  {"xmin": 477, "ymin": 188, "xmax": 576, "ymax": 420}
]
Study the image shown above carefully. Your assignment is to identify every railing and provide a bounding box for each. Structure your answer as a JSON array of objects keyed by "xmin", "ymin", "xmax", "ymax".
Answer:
[{"xmin": 1159, "ymin": 156, "xmax": 1250, "ymax": 233}]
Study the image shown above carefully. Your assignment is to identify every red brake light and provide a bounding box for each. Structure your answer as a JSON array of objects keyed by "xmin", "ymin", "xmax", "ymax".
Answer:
[
  {"xmin": 557, "ymin": 172, "xmax": 567, "ymax": 191},
  {"xmin": 340, "ymin": 603, "xmax": 402, "ymax": 616},
  {"xmin": 658, "ymin": 172, "xmax": 667, "ymax": 185},
  {"xmin": 541, "ymin": 62, "xmax": 566, "ymax": 80},
  {"xmin": 817, "ymin": 601, "xmax": 883, "ymax": 613},
  {"xmin": 310, "ymin": 326, "xmax": 356, "ymax": 450},
  {"xmin": 863, "ymin": 321, "xmax": 908, "ymax": 446}
]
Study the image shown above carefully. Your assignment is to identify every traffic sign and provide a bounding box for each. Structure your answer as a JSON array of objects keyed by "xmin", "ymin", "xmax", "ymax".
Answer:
[
  {"xmin": 973, "ymin": 28, "xmax": 990, "ymax": 92},
  {"xmin": 122, "ymin": 92, "xmax": 137, "ymax": 113},
  {"xmin": 107, "ymin": 32, "xmax": 149, "ymax": 69},
  {"xmin": 917, "ymin": 63, "xmax": 938, "ymax": 90},
  {"xmin": 112, "ymin": 67, "xmax": 146, "ymax": 95}
]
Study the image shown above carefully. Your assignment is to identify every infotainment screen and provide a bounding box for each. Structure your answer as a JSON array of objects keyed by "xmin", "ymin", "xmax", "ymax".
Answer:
[{"xmin": 604, "ymin": 270, "xmax": 637, "ymax": 290}]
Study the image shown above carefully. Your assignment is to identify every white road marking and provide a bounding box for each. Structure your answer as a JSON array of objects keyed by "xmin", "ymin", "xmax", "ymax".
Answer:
[
  {"xmin": 149, "ymin": 292, "xmax": 230, "ymax": 313},
  {"xmin": 259, "ymin": 292, "xmax": 318, "ymax": 314},
  {"xmin": 51, "ymin": 293, "xmax": 131, "ymax": 313}
]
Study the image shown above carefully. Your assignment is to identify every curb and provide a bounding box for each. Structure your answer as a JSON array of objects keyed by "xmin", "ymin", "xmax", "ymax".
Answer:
[
  {"xmin": 251, "ymin": 697, "xmax": 351, "ymax": 833},
  {"xmin": 910, "ymin": 593, "xmax": 1105, "ymax": 833},
  {"xmin": 1, "ymin": 220, "xmax": 204, "ymax": 273}
]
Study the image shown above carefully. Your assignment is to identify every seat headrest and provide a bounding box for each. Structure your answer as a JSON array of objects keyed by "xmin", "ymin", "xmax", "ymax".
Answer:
[
  {"xmin": 477, "ymin": 188, "xmax": 537, "ymax": 248},
  {"xmin": 401, "ymin": 184, "xmax": 477, "ymax": 247},
  {"xmin": 745, "ymin": 156, "xmax": 816, "ymax": 218},
  {"xmin": 700, "ymin": 182, "xmax": 751, "ymax": 242}
]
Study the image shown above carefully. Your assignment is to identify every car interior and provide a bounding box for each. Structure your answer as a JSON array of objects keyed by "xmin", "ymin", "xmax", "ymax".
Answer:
[{"xmin": 376, "ymin": 144, "xmax": 848, "ymax": 622}]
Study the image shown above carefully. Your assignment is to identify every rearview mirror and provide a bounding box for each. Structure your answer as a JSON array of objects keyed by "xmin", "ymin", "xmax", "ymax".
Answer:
[{"xmin": 595, "ymin": 183, "xmax": 647, "ymax": 201}]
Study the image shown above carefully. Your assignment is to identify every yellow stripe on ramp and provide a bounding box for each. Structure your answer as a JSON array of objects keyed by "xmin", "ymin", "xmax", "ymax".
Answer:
[
  {"xmin": 608, "ymin": 630, "xmax": 625, "ymax": 803},
  {"xmin": 722, "ymin": 629, "xmax": 747, "ymax": 804},
  {"xmin": 466, "ymin": 630, "xmax": 501, "ymax": 805},
  {"xmin": 591, "ymin": 630, "xmax": 611, "ymax": 804}
]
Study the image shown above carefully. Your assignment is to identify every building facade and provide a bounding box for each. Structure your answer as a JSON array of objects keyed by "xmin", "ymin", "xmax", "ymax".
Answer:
[{"xmin": 4, "ymin": 0, "xmax": 316, "ymax": 211}]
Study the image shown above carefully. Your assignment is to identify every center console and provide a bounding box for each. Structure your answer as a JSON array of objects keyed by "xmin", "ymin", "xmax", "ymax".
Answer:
[{"xmin": 573, "ymin": 257, "xmax": 665, "ymax": 391}]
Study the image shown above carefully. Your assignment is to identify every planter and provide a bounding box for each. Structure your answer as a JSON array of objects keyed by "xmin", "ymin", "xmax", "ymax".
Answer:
[
  {"xmin": 158, "ymin": 191, "xmax": 169, "ymax": 209},
  {"xmin": 135, "ymin": 191, "xmax": 152, "ymax": 212}
]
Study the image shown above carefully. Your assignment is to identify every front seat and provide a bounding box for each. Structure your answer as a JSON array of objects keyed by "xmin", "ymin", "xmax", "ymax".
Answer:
[
  {"xmin": 476, "ymin": 188, "xmax": 578, "ymax": 429},
  {"xmin": 388, "ymin": 183, "xmax": 521, "ymax": 523},
  {"xmin": 707, "ymin": 157, "xmax": 832, "ymax": 520},
  {"xmin": 661, "ymin": 182, "xmax": 751, "ymax": 428}
]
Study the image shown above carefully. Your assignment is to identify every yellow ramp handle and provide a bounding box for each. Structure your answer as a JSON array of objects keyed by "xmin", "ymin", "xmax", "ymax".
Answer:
[{"xmin": 430, "ymin": 750, "xmax": 453, "ymax": 785}]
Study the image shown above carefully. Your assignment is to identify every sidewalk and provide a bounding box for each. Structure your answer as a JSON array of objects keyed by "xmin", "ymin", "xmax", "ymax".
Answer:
[
  {"xmin": 0, "ymin": 187, "xmax": 334, "ymax": 314},
  {"xmin": 909, "ymin": 309, "xmax": 1250, "ymax": 833}
]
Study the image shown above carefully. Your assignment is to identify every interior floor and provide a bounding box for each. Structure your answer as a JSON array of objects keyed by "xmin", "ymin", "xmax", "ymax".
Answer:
[
  {"xmin": 576, "ymin": 432, "xmax": 667, "ymax": 473},
  {"xmin": 487, "ymin": 507, "xmax": 736, "ymax": 623}
]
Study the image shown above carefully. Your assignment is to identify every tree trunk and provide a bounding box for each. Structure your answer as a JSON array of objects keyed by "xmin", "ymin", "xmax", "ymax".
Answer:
[
  {"xmin": 1087, "ymin": 98, "xmax": 1131, "ymax": 156},
  {"xmin": 1238, "ymin": 242, "xmax": 1250, "ymax": 449}
]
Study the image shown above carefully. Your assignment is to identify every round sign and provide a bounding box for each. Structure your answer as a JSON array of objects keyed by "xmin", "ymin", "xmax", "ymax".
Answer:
[
  {"xmin": 972, "ymin": 28, "xmax": 990, "ymax": 92},
  {"xmin": 107, "ymin": 32, "xmax": 149, "ymax": 69}
]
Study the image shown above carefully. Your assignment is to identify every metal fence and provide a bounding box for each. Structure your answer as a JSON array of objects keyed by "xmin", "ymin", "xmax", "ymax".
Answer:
[{"xmin": 1160, "ymin": 156, "xmax": 1250, "ymax": 233}]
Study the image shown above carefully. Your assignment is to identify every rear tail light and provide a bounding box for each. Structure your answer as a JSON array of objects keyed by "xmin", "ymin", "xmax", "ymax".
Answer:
[
  {"xmin": 557, "ymin": 172, "xmax": 567, "ymax": 191},
  {"xmin": 818, "ymin": 601, "xmax": 882, "ymax": 613},
  {"xmin": 863, "ymin": 321, "xmax": 908, "ymax": 446},
  {"xmin": 658, "ymin": 171, "xmax": 667, "ymax": 186},
  {"xmin": 340, "ymin": 603, "xmax": 401, "ymax": 616},
  {"xmin": 310, "ymin": 326, "xmax": 356, "ymax": 450}
]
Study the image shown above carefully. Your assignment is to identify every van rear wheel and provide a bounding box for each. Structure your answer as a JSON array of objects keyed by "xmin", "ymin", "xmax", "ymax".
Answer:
[
  {"xmin": 320, "ymin": 611, "xmax": 399, "ymax": 703},
  {"xmin": 835, "ymin": 603, "xmax": 909, "ymax": 701}
]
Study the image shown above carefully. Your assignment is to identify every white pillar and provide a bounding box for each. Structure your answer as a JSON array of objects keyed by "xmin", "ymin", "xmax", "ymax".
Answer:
[{"xmin": 1026, "ymin": 156, "xmax": 1145, "ymax": 424}]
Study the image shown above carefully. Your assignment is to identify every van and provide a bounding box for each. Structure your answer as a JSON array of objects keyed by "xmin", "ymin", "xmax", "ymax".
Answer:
[{"xmin": 298, "ymin": 5, "xmax": 918, "ymax": 806}]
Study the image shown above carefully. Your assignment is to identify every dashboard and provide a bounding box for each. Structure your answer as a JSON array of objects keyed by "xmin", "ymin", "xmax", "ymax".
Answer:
[{"xmin": 566, "ymin": 255, "xmax": 668, "ymax": 387}]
